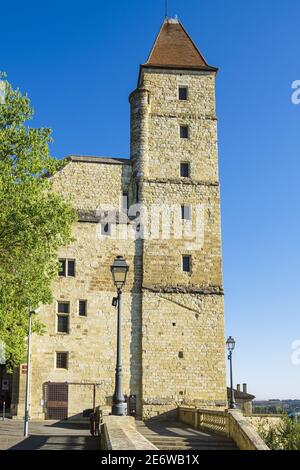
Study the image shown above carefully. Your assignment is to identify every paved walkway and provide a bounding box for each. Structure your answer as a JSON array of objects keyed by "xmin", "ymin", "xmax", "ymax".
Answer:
[
  {"xmin": 0, "ymin": 419, "xmax": 99, "ymax": 450},
  {"xmin": 137, "ymin": 421, "xmax": 238, "ymax": 450}
]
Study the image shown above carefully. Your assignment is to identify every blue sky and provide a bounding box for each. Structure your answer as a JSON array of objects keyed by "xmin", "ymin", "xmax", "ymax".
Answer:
[{"xmin": 2, "ymin": 0, "xmax": 300, "ymax": 399}]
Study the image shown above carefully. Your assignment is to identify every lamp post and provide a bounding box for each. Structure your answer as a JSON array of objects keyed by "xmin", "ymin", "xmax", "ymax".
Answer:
[
  {"xmin": 24, "ymin": 305, "xmax": 39, "ymax": 437},
  {"xmin": 226, "ymin": 336, "xmax": 236, "ymax": 410},
  {"xmin": 111, "ymin": 256, "xmax": 129, "ymax": 416}
]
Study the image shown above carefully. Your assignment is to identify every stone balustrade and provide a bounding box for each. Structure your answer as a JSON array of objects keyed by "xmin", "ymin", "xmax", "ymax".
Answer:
[{"xmin": 178, "ymin": 407, "xmax": 269, "ymax": 451}]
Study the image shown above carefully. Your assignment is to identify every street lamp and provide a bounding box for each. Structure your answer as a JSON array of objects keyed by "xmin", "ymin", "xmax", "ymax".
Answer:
[
  {"xmin": 226, "ymin": 336, "xmax": 236, "ymax": 410},
  {"xmin": 111, "ymin": 256, "xmax": 129, "ymax": 416},
  {"xmin": 24, "ymin": 305, "xmax": 40, "ymax": 437}
]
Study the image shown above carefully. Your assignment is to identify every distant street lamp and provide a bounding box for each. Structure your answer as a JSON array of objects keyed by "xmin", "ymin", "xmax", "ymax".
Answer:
[
  {"xmin": 24, "ymin": 305, "xmax": 40, "ymax": 437},
  {"xmin": 226, "ymin": 336, "xmax": 236, "ymax": 410},
  {"xmin": 111, "ymin": 256, "xmax": 129, "ymax": 416}
]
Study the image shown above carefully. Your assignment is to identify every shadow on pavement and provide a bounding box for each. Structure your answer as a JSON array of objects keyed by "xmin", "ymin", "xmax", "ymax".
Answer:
[
  {"xmin": 6, "ymin": 414, "xmax": 99, "ymax": 450},
  {"xmin": 9, "ymin": 434, "xmax": 99, "ymax": 450}
]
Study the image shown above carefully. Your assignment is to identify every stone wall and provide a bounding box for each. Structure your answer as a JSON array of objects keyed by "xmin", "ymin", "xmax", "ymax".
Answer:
[
  {"xmin": 141, "ymin": 291, "xmax": 226, "ymax": 419},
  {"xmin": 130, "ymin": 71, "xmax": 219, "ymax": 183},
  {"xmin": 28, "ymin": 220, "xmax": 143, "ymax": 419},
  {"xmin": 52, "ymin": 158, "xmax": 132, "ymax": 210},
  {"xmin": 236, "ymin": 399, "xmax": 253, "ymax": 415},
  {"xmin": 131, "ymin": 68, "xmax": 227, "ymax": 417},
  {"xmin": 15, "ymin": 160, "xmax": 143, "ymax": 419},
  {"xmin": 13, "ymin": 64, "xmax": 227, "ymax": 421},
  {"xmin": 141, "ymin": 181, "xmax": 222, "ymax": 288},
  {"xmin": 246, "ymin": 416, "xmax": 283, "ymax": 433}
]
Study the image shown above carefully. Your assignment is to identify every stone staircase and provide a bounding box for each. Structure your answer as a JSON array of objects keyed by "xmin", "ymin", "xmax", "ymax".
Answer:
[{"xmin": 137, "ymin": 421, "xmax": 238, "ymax": 451}]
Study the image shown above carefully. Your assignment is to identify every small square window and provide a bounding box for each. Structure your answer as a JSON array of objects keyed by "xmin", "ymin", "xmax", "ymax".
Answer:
[
  {"xmin": 79, "ymin": 300, "xmax": 87, "ymax": 317},
  {"xmin": 101, "ymin": 223, "xmax": 111, "ymax": 236},
  {"xmin": 57, "ymin": 302, "xmax": 70, "ymax": 314},
  {"xmin": 58, "ymin": 259, "xmax": 66, "ymax": 277},
  {"xmin": 178, "ymin": 351, "xmax": 184, "ymax": 359},
  {"xmin": 180, "ymin": 163, "xmax": 190, "ymax": 178},
  {"xmin": 58, "ymin": 259, "xmax": 76, "ymax": 277},
  {"xmin": 180, "ymin": 126, "xmax": 189, "ymax": 139},
  {"xmin": 56, "ymin": 352, "xmax": 68, "ymax": 369},
  {"xmin": 179, "ymin": 86, "xmax": 188, "ymax": 101},
  {"xmin": 181, "ymin": 205, "xmax": 191, "ymax": 221},
  {"xmin": 67, "ymin": 260, "xmax": 75, "ymax": 277},
  {"xmin": 57, "ymin": 315, "xmax": 69, "ymax": 333},
  {"xmin": 182, "ymin": 256, "xmax": 191, "ymax": 273}
]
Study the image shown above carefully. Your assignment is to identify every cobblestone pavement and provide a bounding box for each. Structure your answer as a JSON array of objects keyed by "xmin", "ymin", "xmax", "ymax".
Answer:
[{"xmin": 0, "ymin": 419, "xmax": 99, "ymax": 450}]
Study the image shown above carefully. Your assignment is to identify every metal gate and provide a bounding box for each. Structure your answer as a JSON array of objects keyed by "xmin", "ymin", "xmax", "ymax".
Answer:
[{"xmin": 44, "ymin": 382, "xmax": 68, "ymax": 420}]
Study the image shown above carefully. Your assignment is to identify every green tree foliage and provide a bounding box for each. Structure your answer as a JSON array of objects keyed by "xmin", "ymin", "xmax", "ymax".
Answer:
[
  {"xmin": 258, "ymin": 416, "xmax": 300, "ymax": 450},
  {"xmin": 253, "ymin": 405, "xmax": 284, "ymax": 415},
  {"xmin": 0, "ymin": 73, "xmax": 76, "ymax": 368}
]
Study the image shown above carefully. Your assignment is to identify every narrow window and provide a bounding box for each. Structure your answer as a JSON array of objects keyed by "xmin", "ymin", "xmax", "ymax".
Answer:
[
  {"xmin": 179, "ymin": 86, "xmax": 188, "ymax": 101},
  {"xmin": 57, "ymin": 302, "xmax": 69, "ymax": 334},
  {"xmin": 182, "ymin": 255, "xmax": 191, "ymax": 273},
  {"xmin": 67, "ymin": 260, "xmax": 75, "ymax": 277},
  {"xmin": 101, "ymin": 223, "xmax": 111, "ymax": 236},
  {"xmin": 56, "ymin": 352, "xmax": 68, "ymax": 369},
  {"xmin": 58, "ymin": 259, "xmax": 66, "ymax": 277},
  {"xmin": 58, "ymin": 259, "xmax": 76, "ymax": 277},
  {"xmin": 79, "ymin": 300, "xmax": 87, "ymax": 317},
  {"xmin": 180, "ymin": 125, "xmax": 189, "ymax": 139},
  {"xmin": 57, "ymin": 315, "xmax": 69, "ymax": 333},
  {"xmin": 136, "ymin": 182, "xmax": 140, "ymax": 203},
  {"xmin": 180, "ymin": 163, "xmax": 190, "ymax": 178},
  {"xmin": 181, "ymin": 205, "xmax": 191, "ymax": 221},
  {"xmin": 122, "ymin": 192, "xmax": 129, "ymax": 213}
]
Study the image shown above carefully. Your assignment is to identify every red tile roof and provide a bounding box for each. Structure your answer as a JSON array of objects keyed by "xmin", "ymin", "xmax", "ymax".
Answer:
[{"xmin": 144, "ymin": 18, "xmax": 217, "ymax": 71}]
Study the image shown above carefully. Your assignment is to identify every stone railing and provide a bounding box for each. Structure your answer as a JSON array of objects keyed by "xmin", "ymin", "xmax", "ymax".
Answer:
[
  {"xmin": 179, "ymin": 407, "xmax": 269, "ymax": 451},
  {"xmin": 100, "ymin": 415, "xmax": 158, "ymax": 451},
  {"xmin": 228, "ymin": 410, "xmax": 269, "ymax": 450},
  {"xmin": 199, "ymin": 409, "xmax": 228, "ymax": 436},
  {"xmin": 179, "ymin": 407, "xmax": 228, "ymax": 435}
]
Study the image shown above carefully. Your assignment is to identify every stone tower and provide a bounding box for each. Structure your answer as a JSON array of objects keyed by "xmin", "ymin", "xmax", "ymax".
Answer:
[
  {"xmin": 130, "ymin": 18, "xmax": 227, "ymax": 418},
  {"xmin": 11, "ymin": 17, "xmax": 227, "ymax": 421}
]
